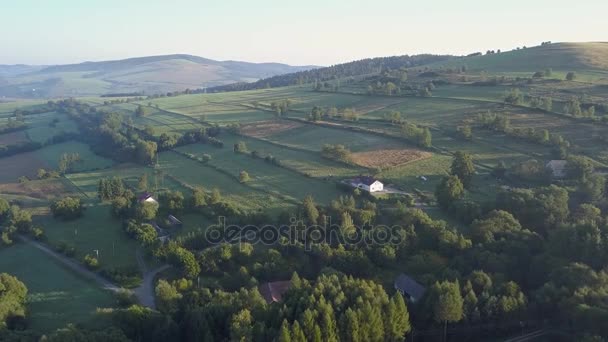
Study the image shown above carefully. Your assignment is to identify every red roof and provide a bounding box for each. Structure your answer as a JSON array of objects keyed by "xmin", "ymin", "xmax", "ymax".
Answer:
[{"xmin": 259, "ymin": 281, "xmax": 291, "ymax": 303}]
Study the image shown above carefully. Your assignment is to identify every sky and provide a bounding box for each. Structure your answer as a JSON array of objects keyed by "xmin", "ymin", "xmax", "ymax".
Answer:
[{"xmin": 1, "ymin": 0, "xmax": 607, "ymax": 66}]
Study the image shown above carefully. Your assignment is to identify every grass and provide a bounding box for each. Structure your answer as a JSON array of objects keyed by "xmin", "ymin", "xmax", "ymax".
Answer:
[
  {"xmin": 65, "ymin": 163, "xmax": 175, "ymax": 198},
  {"xmin": 0, "ymin": 243, "xmax": 115, "ymax": 332},
  {"xmin": 176, "ymin": 141, "xmax": 346, "ymax": 204},
  {"xmin": 35, "ymin": 204, "xmax": 140, "ymax": 271},
  {"xmin": 213, "ymin": 132, "xmax": 363, "ymax": 178},
  {"xmin": 35, "ymin": 141, "xmax": 114, "ymax": 171},
  {"xmin": 157, "ymin": 151, "xmax": 294, "ymax": 213}
]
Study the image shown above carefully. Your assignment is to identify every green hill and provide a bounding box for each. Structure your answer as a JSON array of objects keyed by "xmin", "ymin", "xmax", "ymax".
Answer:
[
  {"xmin": 0, "ymin": 55, "xmax": 318, "ymax": 98},
  {"xmin": 427, "ymin": 42, "xmax": 608, "ymax": 73}
]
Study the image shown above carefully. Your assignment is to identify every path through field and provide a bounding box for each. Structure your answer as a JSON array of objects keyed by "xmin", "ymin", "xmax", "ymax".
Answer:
[
  {"xmin": 134, "ymin": 247, "xmax": 170, "ymax": 309},
  {"xmin": 17, "ymin": 235, "xmax": 120, "ymax": 292},
  {"xmin": 17, "ymin": 235, "xmax": 169, "ymax": 310}
]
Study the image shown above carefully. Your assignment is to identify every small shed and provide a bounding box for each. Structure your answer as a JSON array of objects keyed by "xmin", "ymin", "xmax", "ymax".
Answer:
[{"xmin": 394, "ymin": 273, "xmax": 426, "ymax": 303}]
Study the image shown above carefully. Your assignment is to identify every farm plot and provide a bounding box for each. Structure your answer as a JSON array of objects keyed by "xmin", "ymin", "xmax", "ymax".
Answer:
[
  {"xmin": 265, "ymin": 122, "xmax": 410, "ymax": 152},
  {"xmin": 220, "ymin": 131, "xmax": 363, "ymax": 177},
  {"xmin": 0, "ymin": 178, "xmax": 82, "ymax": 202},
  {"xmin": 0, "ymin": 150, "xmax": 52, "ymax": 182},
  {"xmin": 0, "ymin": 243, "xmax": 115, "ymax": 332},
  {"xmin": 66, "ymin": 163, "xmax": 177, "ymax": 198},
  {"xmin": 378, "ymin": 154, "xmax": 452, "ymax": 192},
  {"xmin": 364, "ymin": 96, "xmax": 497, "ymax": 127},
  {"xmin": 35, "ymin": 204, "xmax": 140, "ymax": 271},
  {"xmin": 22, "ymin": 112, "xmax": 79, "ymax": 144},
  {"xmin": 157, "ymin": 151, "xmax": 294, "ymax": 213},
  {"xmin": 133, "ymin": 110, "xmax": 205, "ymax": 135},
  {"xmin": 33, "ymin": 141, "xmax": 114, "ymax": 172},
  {"xmin": 0, "ymin": 130, "xmax": 29, "ymax": 145},
  {"xmin": 177, "ymin": 142, "xmax": 345, "ymax": 204},
  {"xmin": 351, "ymin": 149, "xmax": 432, "ymax": 169},
  {"xmin": 432, "ymin": 84, "xmax": 510, "ymax": 102}
]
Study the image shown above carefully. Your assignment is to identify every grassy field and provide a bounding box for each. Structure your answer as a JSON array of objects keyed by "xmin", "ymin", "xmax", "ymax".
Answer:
[
  {"xmin": 214, "ymin": 132, "xmax": 362, "ymax": 177},
  {"xmin": 176, "ymin": 141, "xmax": 346, "ymax": 204},
  {"xmin": 66, "ymin": 163, "xmax": 175, "ymax": 198},
  {"xmin": 35, "ymin": 204, "xmax": 140, "ymax": 271},
  {"xmin": 0, "ymin": 243, "xmax": 115, "ymax": 332},
  {"xmin": 157, "ymin": 151, "xmax": 294, "ymax": 213}
]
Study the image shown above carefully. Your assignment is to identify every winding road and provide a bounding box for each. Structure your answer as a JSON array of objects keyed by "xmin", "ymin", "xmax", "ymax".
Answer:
[{"xmin": 17, "ymin": 235, "xmax": 169, "ymax": 309}]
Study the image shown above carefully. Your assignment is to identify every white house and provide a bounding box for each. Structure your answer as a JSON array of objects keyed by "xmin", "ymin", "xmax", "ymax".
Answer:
[
  {"xmin": 352, "ymin": 176, "xmax": 384, "ymax": 193},
  {"xmin": 138, "ymin": 192, "xmax": 158, "ymax": 205}
]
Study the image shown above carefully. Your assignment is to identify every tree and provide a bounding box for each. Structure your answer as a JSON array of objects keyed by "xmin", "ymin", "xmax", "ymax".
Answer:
[
  {"xmin": 0, "ymin": 198, "xmax": 9, "ymax": 222},
  {"xmin": 239, "ymin": 170, "xmax": 251, "ymax": 183},
  {"xmin": 234, "ymin": 141, "xmax": 248, "ymax": 153},
  {"xmin": 137, "ymin": 174, "xmax": 148, "ymax": 192},
  {"xmin": 0, "ymin": 273, "xmax": 28, "ymax": 328},
  {"xmin": 278, "ymin": 319, "xmax": 291, "ymax": 342},
  {"xmin": 291, "ymin": 321, "xmax": 306, "ymax": 342},
  {"xmin": 135, "ymin": 105, "xmax": 149, "ymax": 117},
  {"xmin": 430, "ymin": 280, "xmax": 463, "ymax": 342},
  {"xmin": 458, "ymin": 125, "xmax": 472, "ymax": 140},
  {"xmin": 385, "ymin": 292, "xmax": 411, "ymax": 341},
  {"xmin": 435, "ymin": 175, "xmax": 465, "ymax": 209},
  {"xmin": 302, "ymin": 195, "xmax": 319, "ymax": 225},
  {"xmin": 210, "ymin": 188, "xmax": 222, "ymax": 204},
  {"xmin": 566, "ymin": 72, "xmax": 577, "ymax": 81},
  {"xmin": 135, "ymin": 201, "xmax": 158, "ymax": 221},
  {"xmin": 566, "ymin": 155, "xmax": 594, "ymax": 182},
  {"xmin": 191, "ymin": 187, "xmax": 207, "ymax": 208},
  {"xmin": 340, "ymin": 211, "xmax": 356, "ymax": 236},
  {"xmin": 309, "ymin": 106, "xmax": 323, "ymax": 121},
  {"xmin": 451, "ymin": 151, "xmax": 475, "ymax": 188},
  {"xmin": 50, "ymin": 197, "xmax": 84, "ymax": 220},
  {"xmin": 135, "ymin": 140, "xmax": 157, "ymax": 165},
  {"xmin": 155, "ymin": 280, "xmax": 182, "ymax": 314},
  {"xmin": 230, "ymin": 309, "xmax": 253, "ymax": 342}
]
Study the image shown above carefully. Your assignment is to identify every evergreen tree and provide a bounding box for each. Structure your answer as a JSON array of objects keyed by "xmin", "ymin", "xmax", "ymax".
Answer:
[
  {"xmin": 291, "ymin": 321, "xmax": 306, "ymax": 342},
  {"xmin": 385, "ymin": 292, "xmax": 411, "ymax": 341},
  {"xmin": 451, "ymin": 151, "xmax": 475, "ymax": 188},
  {"xmin": 302, "ymin": 195, "xmax": 319, "ymax": 225},
  {"xmin": 278, "ymin": 320, "xmax": 292, "ymax": 342}
]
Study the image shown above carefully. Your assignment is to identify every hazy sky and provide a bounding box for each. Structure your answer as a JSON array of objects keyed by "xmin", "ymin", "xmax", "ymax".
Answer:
[{"xmin": 1, "ymin": 0, "xmax": 606, "ymax": 66}]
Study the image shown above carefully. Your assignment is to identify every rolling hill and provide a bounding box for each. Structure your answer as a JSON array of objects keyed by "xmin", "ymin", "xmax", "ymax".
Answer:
[
  {"xmin": 0, "ymin": 54, "xmax": 318, "ymax": 98},
  {"xmin": 427, "ymin": 42, "xmax": 608, "ymax": 74}
]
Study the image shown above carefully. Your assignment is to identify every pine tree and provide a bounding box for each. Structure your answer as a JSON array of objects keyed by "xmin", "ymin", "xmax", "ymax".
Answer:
[
  {"xmin": 360, "ymin": 302, "xmax": 384, "ymax": 342},
  {"xmin": 385, "ymin": 292, "xmax": 411, "ymax": 341},
  {"xmin": 302, "ymin": 195, "xmax": 319, "ymax": 224},
  {"xmin": 278, "ymin": 320, "xmax": 291, "ymax": 342},
  {"xmin": 341, "ymin": 308, "xmax": 361, "ymax": 342},
  {"xmin": 319, "ymin": 300, "xmax": 338, "ymax": 342},
  {"xmin": 340, "ymin": 211, "xmax": 356, "ymax": 236},
  {"xmin": 291, "ymin": 321, "xmax": 306, "ymax": 342}
]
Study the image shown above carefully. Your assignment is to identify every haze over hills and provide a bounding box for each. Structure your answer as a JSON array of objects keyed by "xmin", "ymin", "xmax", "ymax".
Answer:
[
  {"xmin": 0, "ymin": 54, "xmax": 318, "ymax": 98},
  {"xmin": 212, "ymin": 42, "xmax": 608, "ymax": 92}
]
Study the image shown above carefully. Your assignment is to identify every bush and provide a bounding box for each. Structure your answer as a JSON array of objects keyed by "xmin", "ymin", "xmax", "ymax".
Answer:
[{"xmin": 83, "ymin": 254, "xmax": 100, "ymax": 270}]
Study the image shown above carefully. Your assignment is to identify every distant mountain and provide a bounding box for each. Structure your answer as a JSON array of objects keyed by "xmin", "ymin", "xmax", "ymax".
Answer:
[
  {"xmin": 0, "ymin": 55, "xmax": 318, "ymax": 98},
  {"xmin": 208, "ymin": 54, "xmax": 453, "ymax": 92}
]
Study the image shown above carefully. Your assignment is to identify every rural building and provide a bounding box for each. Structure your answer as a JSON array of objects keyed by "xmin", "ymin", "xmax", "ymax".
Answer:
[
  {"xmin": 259, "ymin": 281, "xmax": 291, "ymax": 304},
  {"xmin": 351, "ymin": 176, "xmax": 384, "ymax": 192},
  {"xmin": 546, "ymin": 160, "xmax": 567, "ymax": 178},
  {"xmin": 394, "ymin": 273, "xmax": 426, "ymax": 303},
  {"xmin": 138, "ymin": 192, "xmax": 158, "ymax": 204},
  {"xmin": 167, "ymin": 215, "xmax": 183, "ymax": 228}
]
